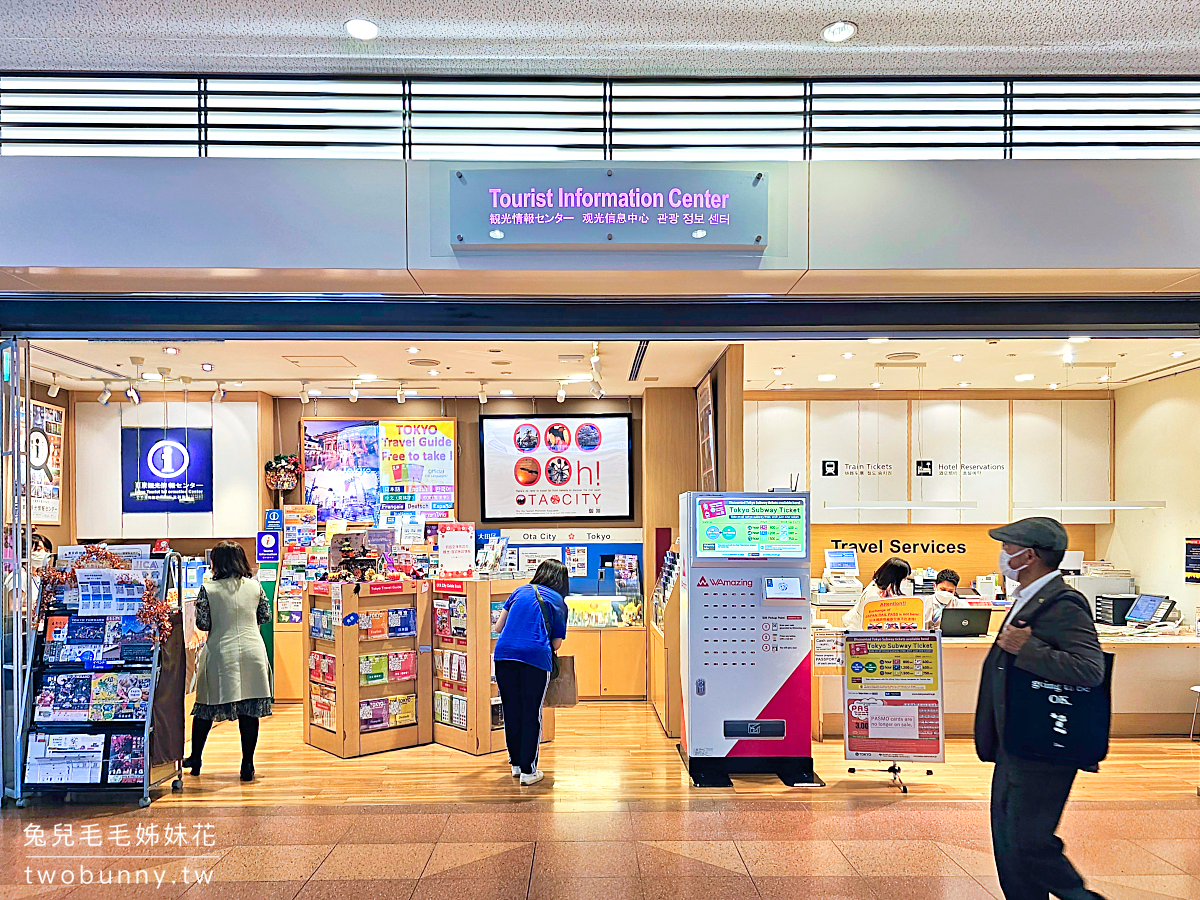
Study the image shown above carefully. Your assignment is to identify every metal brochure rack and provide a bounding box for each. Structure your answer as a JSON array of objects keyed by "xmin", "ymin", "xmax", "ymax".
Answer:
[{"xmin": 16, "ymin": 552, "xmax": 185, "ymax": 808}]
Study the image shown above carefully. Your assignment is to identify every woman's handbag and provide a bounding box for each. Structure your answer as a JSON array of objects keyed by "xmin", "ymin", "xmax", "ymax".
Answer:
[
  {"xmin": 1002, "ymin": 594, "xmax": 1114, "ymax": 767},
  {"xmin": 535, "ymin": 588, "xmax": 578, "ymax": 708}
]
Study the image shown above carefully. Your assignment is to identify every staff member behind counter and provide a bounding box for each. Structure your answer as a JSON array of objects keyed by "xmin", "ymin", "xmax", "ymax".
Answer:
[{"xmin": 842, "ymin": 561, "xmax": 968, "ymax": 630}]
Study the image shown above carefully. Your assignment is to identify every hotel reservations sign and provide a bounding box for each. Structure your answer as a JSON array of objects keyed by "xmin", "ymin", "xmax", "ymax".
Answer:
[{"xmin": 448, "ymin": 166, "xmax": 769, "ymax": 248}]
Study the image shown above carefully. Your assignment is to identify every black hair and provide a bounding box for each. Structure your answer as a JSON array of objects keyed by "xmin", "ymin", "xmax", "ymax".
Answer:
[
  {"xmin": 871, "ymin": 557, "xmax": 911, "ymax": 594},
  {"xmin": 530, "ymin": 558, "xmax": 570, "ymax": 597},
  {"xmin": 936, "ymin": 569, "xmax": 960, "ymax": 588},
  {"xmin": 1034, "ymin": 547, "xmax": 1067, "ymax": 570},
  {"xmin": 210, "ymin": 539, "xmax": 253, "ymax": 580}
]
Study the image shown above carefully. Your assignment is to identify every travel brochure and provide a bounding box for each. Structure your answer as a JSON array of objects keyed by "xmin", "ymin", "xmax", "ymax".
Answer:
[
  {"xmin": 43, "ymin": 614, "xmax": 153, "ymax": 667},
  {"xmin": 310, "ymin": 684, "xmax": 336, "ymax": 732},
  {"xmin": 35, "ymin": 671, "xmax": 151, "ymax": 722},
  {"xmin": 434, "ymin": 648, "xmax": 468, "ymax": 683},
  {"xmin": 433, "ymin": 691, "xmax": 468, "ymax": 730},
  {"xmin": 359, "ymin": 650, "xmax": 417, "ymax": 686},
  {"xmin": 358, "ymin": 693, "xmax": 417, "ymax": 732},
  {"xmin": 308, "ymin": 651, "xmax": 337, "ymax": 686},
  {"xmin": 357, "ymin": 606, "xmax": 417, "ymax": 641}
]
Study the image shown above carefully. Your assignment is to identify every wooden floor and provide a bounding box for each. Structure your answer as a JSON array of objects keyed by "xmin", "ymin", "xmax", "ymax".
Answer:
[{"xmin": 158, "ymin": 700, "xmax": 1200, "ymax": 807}]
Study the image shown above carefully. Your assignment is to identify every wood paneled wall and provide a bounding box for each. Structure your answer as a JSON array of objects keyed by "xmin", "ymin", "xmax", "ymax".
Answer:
[
  {"xmin": 812, "ymin": 522, "xmax": 1097, "ymax": 584},
  {"xmin": 641, "ymin": 388, "xmax": 700, "ymax": 576},
  {"xmin": 713, "ymin": 345, "xmax": 744, "ymax": 492}
]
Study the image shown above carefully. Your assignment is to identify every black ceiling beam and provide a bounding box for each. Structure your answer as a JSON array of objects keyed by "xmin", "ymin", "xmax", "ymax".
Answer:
[{"xmin": 1, "ymin": 294, "xmax": 1199, "ymax": 339}]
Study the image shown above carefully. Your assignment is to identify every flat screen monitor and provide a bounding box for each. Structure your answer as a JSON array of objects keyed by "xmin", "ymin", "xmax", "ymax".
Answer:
[
  {"xmin": 823, "ymin": 548, "xmax": 859, "ymax": 575},
  {"xmin": 479, "ymin": 414, "xmax": 633, "ymax": 522},
  {"xmin": 695, "ymin": 496, "xmax": 808, "ymax": 560},
  {"xmin": 1126, "ymin": 594, "xmax": 1171, "ymax": 624}
]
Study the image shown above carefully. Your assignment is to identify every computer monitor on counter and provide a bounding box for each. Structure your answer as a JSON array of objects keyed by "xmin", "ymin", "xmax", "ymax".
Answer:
[
  {"xmin": 1061, "ymin": 550, "xmax": 1085, "ymax": 575},
  {"xmin": 823, "ymin": 547, "xmax": 859, "ymax": 576}
]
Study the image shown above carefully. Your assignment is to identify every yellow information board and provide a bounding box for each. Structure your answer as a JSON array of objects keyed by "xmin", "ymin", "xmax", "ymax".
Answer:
[{"xmin": 860, "ymin": 596, "xmax": 924, "ymax": 630}]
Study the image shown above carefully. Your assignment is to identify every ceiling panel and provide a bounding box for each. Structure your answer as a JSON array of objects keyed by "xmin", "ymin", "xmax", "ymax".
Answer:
[{"xmin": 2, "ymin": 0, "xmax": 1199, "ymax": 77}]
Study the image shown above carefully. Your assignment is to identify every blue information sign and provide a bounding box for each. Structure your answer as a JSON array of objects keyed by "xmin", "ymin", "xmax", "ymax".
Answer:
[
  {"xmin": 120, "ymin": 427, "xmax": 213, "ymax": 514},
  {"xmin": 256, "ymin": 531, "xmax": 281, "ymax": 564},
  {"xmin": 264, "ymin": 508, "xmax": 284, "ymax": 531}
]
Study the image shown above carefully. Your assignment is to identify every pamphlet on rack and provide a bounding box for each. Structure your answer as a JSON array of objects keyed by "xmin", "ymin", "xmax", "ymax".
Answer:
[{"xmin": 75, "ymin": 568, "xmax": 147, "ymax": 616}]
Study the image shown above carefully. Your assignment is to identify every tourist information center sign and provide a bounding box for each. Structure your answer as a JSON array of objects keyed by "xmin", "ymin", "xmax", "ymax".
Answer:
[{"xmin": 449, "ymin": 166, "xmax": 769, "ymax": 248}]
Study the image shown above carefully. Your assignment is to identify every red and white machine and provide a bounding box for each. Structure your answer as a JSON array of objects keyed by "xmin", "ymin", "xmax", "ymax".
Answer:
[{"xmin": 678, "ymin": 491, "xmax": 823, "ymax": 787}]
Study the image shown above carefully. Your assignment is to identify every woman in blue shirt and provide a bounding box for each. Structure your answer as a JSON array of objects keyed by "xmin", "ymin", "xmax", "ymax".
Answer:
[{"xmin": 493, "ymin": 559, "xmax": 569, "ymax": 786}]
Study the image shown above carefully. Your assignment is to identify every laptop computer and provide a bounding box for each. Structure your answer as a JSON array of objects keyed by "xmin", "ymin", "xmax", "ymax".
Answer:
[{"xmin": 939, "ymin": 608, "xmax": 992, "ymax": 637}]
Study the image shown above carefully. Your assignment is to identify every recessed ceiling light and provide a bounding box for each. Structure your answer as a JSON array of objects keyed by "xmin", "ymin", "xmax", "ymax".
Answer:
[
  {"xmin": 871, "ymin": 381, "xmax": 883, "ymax": 389},
  {"xmin": 1015, "ymin": 374, "xmax": 1035, "ymax": 382},
  {"xmin": 1099, "ymin": 374, "xmax": 1111, "ymax": 382},
  {"xmin": 1067, "ymin": 336, "xmax": 1091, "ymax": 344},
  {"xmin": 1063, "ymin": 351, "xmax": 1075, "ymax": 364},
  {"xmin": 772, "ymin": 367, "xmax": 785, "ymax": 376},
  {"xmin": 951, "ymin": 354, "xmax": 964, "ymax": 362},
  {"xmin": 428, "ymin": 369, "xmax": 439, "ymax": 377},
  {"xmin": 358, "ymin": 373, "xmax": 377, "ymax": 382},
  {"xmin": 143, "ymin": 372, "xmax": 163, "ymax": 381},
  {"xmin": 308, "ymin": 389, "xmax": 322, "ymax": 396},
  {"xmin": 499, "ymin": 389, "xmax": 514, "ymax": 396},
  {"xmin": 867, "ymin": 337, "xmax": 888, "ymax": 344},
  {"xmin": 344, "ymin": 18, "xmax": 379, "ymax": 40},
  {"xmin": 1171, "ymin": 350, "xmax": 1185, "ymax": 358},
  {"xmin": 821, "ymin": 20, "xmax": 858, "ymax": 43},
  {"xmin": 958, "ymin": 382, "xmax": 971, "ymax": 388},
  {"xmin": 163, "ymin": 347, "xmax": 179, "ymax": 355},
  {"xmin": 200, "ymin": 363, "xmax": 214, "ymax": 372},
  {"xmin": 1049, "ymin": 383, "xmax": 1060, "ymax": 390},
  {"xmin": 817, "ymin": 374, "xmax": 836, "ymax": 382},
  {"xmin": 781, "ymin": 383, "xmax": 793, "ymax": 389},
  {"xmin": 232, "ymin": 381, "xmax": 244, "ymax": 387},
  {"xmin": 842, "ymin": 352, "xmax": 854, "ymax": 360},
  {"xmin": 407, "ymin": 346, "xmax": 419, "ymax": 354},
  {"xmin": 501, "ymin": 371, "xmax": 512, "ymax": 375}
]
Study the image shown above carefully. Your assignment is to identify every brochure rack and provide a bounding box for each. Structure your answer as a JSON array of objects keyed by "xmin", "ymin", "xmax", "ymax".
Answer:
[
  {"xmin": 430, "ymin": 578, "xmax": 555, "ymax": 756},
  {"xmin": 17, "ymin": 553, "xmax": 185, "ymax": 808},
  {"xmin": 302, "ymin": 579, "xmax": 432, "ymax": 758}
]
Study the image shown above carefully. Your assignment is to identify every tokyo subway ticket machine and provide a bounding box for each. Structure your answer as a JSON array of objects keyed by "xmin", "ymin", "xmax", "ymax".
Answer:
[{"xmin": 678, "ymin": 492, "xmax": 823, "ymax": 787}]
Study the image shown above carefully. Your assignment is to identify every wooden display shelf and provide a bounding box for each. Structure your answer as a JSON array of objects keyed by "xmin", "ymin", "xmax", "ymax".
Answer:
[
  {"xmin": 302, "ymin": 580, "xmax": 432, "ymax": 759},
  {"xmin": 430, "ymin": 578, "xmax": 555, "ymax": 756}
]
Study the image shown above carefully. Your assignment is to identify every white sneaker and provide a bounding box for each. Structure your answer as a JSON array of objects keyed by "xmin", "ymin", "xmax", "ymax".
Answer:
[
  {"xmin": 519, "ymin": 770, "xmax": 544, "ymax": 786},
  {"xmin": 511, "ymin": 765, "xmax": 521, "ymax": 777}
]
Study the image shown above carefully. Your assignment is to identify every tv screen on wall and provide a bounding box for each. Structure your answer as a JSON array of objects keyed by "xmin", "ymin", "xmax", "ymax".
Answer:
[{"xmin": 479, "ymin": 414, "xmax": 634, "ymax": 522}]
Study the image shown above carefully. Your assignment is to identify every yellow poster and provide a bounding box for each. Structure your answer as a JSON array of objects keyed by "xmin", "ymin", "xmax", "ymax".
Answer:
[
  {"xmin": 844, "ymin": 633, "xmax": 941, "ymax": 694},
  {"xmin": 860, "ymin": 596, "xmax": 924, "ymax": 630}
]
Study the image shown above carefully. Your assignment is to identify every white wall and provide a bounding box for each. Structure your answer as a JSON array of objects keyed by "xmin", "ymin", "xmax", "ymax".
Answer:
[
  {"xmin": 74, "ymin": 400, "xmax": 260, "ymax": 539},
  {"xmin": 743, "ymin": 400, "xmax": 806, "ymax": 492},
  {"xmin": 1099, "ymin": 369, "xmax": 1200, "ymax": 624}
]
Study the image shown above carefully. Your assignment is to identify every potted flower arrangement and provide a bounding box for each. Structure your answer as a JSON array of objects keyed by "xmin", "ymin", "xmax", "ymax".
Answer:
[{"xmin": 264, "ymin": 453, "xmax": 300, "ymax": 491}]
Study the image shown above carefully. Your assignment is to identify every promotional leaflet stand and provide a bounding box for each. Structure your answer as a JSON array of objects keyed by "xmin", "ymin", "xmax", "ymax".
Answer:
[
  {"xmin": 842, "ymin": 628, "xmax": 945, "ymax": 793},
  {"xmin": 678, "ymin": 491, "xmax": 823, "ymax": 788}
]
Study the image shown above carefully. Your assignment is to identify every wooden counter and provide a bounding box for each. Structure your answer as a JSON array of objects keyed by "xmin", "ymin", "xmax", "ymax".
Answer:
[
  {"xmin": 560, "ymin": 626, "xmax": 647, "ymax": 700},
  {"xmin": 814, "ymin": 623, "xmax": 1200, "ymax": 737}
]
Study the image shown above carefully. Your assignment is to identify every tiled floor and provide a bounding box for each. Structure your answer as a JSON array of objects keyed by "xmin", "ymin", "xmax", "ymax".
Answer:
[{"xmin": 2, "ymin": 702, "xmax": 1198, "ymax": 900}]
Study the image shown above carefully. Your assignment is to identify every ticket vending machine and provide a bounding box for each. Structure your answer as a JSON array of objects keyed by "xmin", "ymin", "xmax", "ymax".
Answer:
[{"xmin": 678, "ymin": 491, "xmax": 823, "ymax": 787}]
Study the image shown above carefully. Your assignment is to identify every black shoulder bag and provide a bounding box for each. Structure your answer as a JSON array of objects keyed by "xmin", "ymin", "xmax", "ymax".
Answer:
[{"xmin": 1002, "ymin": 594, "xmax": 1114, "ymax": 768}]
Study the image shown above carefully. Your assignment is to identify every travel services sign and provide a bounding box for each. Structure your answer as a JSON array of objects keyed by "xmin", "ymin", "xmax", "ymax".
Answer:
[{"xmin": 448, "ymin": 166, "xmax": 769, "ymax": 248}]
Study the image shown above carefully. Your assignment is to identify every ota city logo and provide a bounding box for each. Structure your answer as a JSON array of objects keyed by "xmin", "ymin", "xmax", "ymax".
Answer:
[{"xmin": 147, "ymin": 439, "xmax": 190, "ymax": 479}]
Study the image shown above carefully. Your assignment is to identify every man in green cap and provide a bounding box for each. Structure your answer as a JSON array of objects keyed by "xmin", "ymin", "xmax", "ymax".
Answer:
[{"xmin": 977, "ymin": 516, "xmax": 1106, "ymax": 900}]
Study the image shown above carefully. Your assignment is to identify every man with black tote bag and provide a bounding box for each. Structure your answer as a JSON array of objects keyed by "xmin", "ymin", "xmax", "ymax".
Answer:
[{"xmin": 976, "ymin": 517, "xmax": 1112, "ymax": 900}]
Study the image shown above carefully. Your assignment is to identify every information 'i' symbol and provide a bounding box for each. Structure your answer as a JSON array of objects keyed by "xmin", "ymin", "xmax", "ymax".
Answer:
[{"xmin": 147, "ymin": 439, "xmax": 190, "ymax": 479}]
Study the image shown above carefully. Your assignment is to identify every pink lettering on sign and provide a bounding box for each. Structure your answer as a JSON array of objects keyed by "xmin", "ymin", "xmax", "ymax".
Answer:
[{"xmin": 700, "ymin": 500, "xmax": 726, "ymax": 519}]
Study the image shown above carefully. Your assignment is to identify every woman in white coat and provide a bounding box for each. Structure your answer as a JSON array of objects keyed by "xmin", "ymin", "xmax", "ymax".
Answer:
[
  {"xmin": 841, "ymin": 557, "xmax": 912, "ymax": 630},
  {"xmin": 182, "ymin": 541, "xmax": 273, "ymax": 782}
]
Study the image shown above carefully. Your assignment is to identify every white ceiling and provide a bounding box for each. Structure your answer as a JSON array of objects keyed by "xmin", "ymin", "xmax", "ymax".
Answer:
[
  {"xmin": 34, "ymin": 336, "xmax": 1200, "ymax": 399},
  {"xmin": 31, "ymin": 339, "xmax": 726, "ymax": 399},
  {"xmin": 744, "ymin": 337, "xmax": 1200, "ymax": 392},
  {"xmin": 3, "ymin": 0, "xmax": 1200, "ymax": 77}
]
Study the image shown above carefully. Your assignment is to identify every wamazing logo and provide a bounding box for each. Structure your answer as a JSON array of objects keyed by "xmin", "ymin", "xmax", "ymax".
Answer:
[{"xmin": 696, "ymin": 576, "xmax": 753, "ymax": 588}]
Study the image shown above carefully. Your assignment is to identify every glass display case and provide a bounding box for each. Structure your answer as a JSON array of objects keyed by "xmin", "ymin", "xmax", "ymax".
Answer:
[{"xmin": 566, "ymin": 595, "xmax": 643, "ymax": 628}]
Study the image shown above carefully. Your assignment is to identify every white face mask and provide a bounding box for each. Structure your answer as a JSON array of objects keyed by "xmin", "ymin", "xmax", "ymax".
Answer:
[
  {"xmin": 30, "ymin": 551, "xmax": 49, "ymax": 568},
  {"xmin": 998, "ymin": 548, "xmax": 1029, "ymax": 581},
  {"xmin": 933, "ymin": 589, "xmax": 957, "ymax": 607}
]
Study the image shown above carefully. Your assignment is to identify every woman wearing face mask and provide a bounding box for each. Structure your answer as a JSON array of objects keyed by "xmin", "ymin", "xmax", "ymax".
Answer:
[
  {"xmin": 925, "ymin": 568, "xmax": 968, "ymax": 628},
  {"xmin": 842, "ymin": 557, "xmax": 912, "ymax": 630},
  {"xmin": 5, "ymin": 535, "xmax": 52, "ymax": 612}
]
